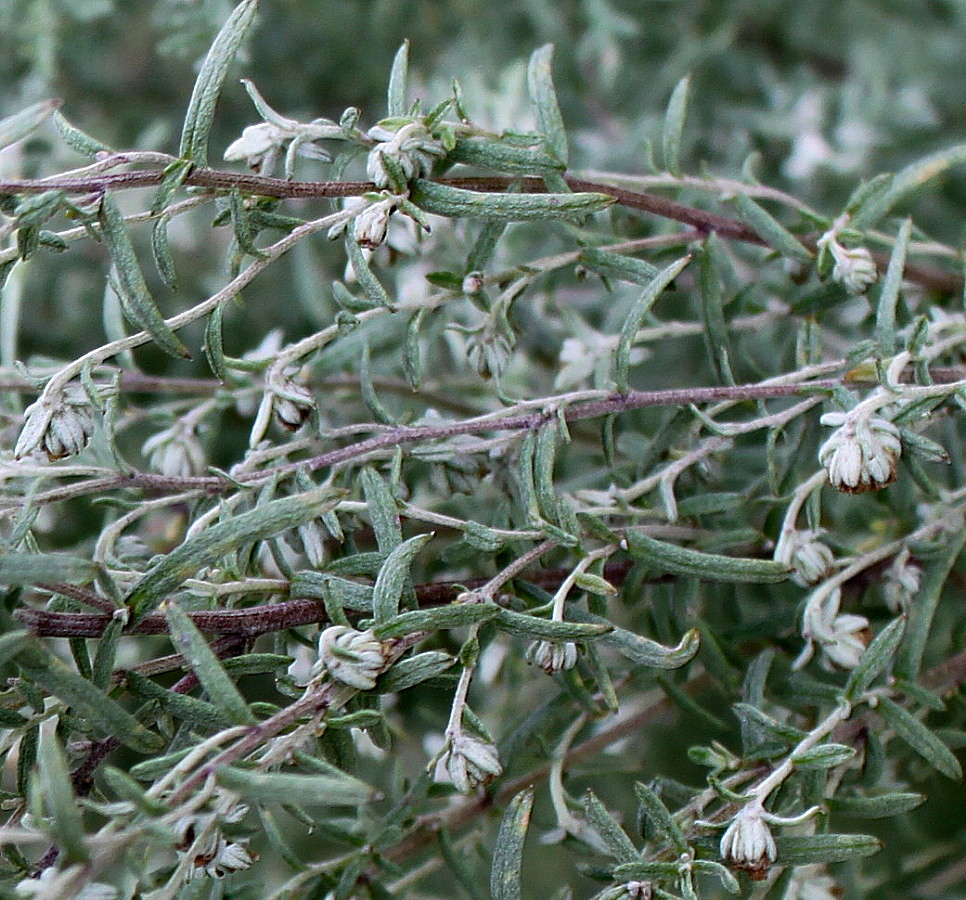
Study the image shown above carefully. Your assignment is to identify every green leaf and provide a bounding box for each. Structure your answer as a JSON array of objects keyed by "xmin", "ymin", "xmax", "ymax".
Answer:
[
  {"xmin": 623, "ymin": 531, "xmax": 790, "ymax": 583},
  {"xmin": 373, "ymin": 601, "xmax": 498, "ymax": 639},
  {"xmin": 0, "ymin": 552, "xmax": 96, "ymax": 586},
  {"xmin": 151, "ymin": 214, "xmax": 178, "ymax": 289},
  {"xmin": 699, "ymin": 235, "xmax": 735, "ymax": 385},
  {"xmin": 126, "ymin": 668, "xmax": 236, "ymax": 731},
  {"xmin": 614, "ymin": 256, "xmax": 691, "ymax": 392},
  {"xmin": 581, "ymin": 791, "xmax": 639, "ymax": 864},
  {"xmin": 179, "ymin": 0, "xmax": 259, "ymax": 165},
  {"xmin": 52, "ymin": 109, "xmax": 111, "ymax": 157},
  {"xmin": 372, "ymin": 532, "xmax": 433, "ymax": 624},
  {"xmin": 100, "ymin": 765, "xmax": 168, "ymax": 816},
  {"xmin": 662, "ymin": 74, "xmax": 691, "ymax": 176},
  {"xmin": 843, "ymin": 616, "xmax": 905, "ymax": 703},
  {"xmin": 449, "ymin": 137, "xmax": 562, "ymax": 174},
  {"xmin": 0, "ymin": 99, "xmax": 60, "ymax": 152},
  {"xmin": 533, "ymin": 424, "xmax": 560, "ymax": 524},
  {"xmin": 91, "ymin": 615, "xmax": 124, "ymax": 690},
  {"xmin": 411, "ymin": 180, "xmax": 613, "ymax": 221},
  {"xmin": 730, "ymin": 193, "xmax": 811, "ymax": 261},
  {"xmin": 826, "ymin": 791, "xmax": 925, "ymax": 819},
  {"xmin": 216, "ymin": 766, "xmax": 377, "ymax": 807},
  {"xmin": 494, "ymin": 608, "xmax": 611, "ymax": 641},
  {"xmin": 491, "ymin": 788, "xmax": 534, "ymax": 900},
  {"xmin": 633, "ymin": 781, "xmax": 688, "ymax": 853},
  {"xmin": 16, "ymin": 644, "xmax": 162, "ymax": 753},
  {"xmin": 774, "ymin": 833, "xmax": 881, "ymax": 865},
  {"xmin": 790, "ymin": 742, "xmax": 856, "ymax": 769},
  {"xmin": 163, "ymin": 601, "xmax": 256, "ymax": 725},
  {"xmin": 876, "ymin": 696, "xmax": 962, "ymax": 780},
  {"xmin": 732, "ymin": 702, "xmax": 807, "ymax": 746},
  {"xmin": 360, "ymin": 467, "xmax": 403, "ymax": 553},
  {"xmin": 872, "ymin": 143, "xmax": 966, "ymax": 224},
  {"xmin": 527, "ymin": 45, "xmax": 567, "ymax": 166},
  {"xmin": 874, "ymin": 218, "xmax": 911, "ymax": 355},
  {"xmin": 38, "ymin": 728, "xmax": 88, "ymax": 863},
  {"xmin": 574, "ymin": 612, "xmax": 700, "ymax": 669},
  {"xmin": 360, "ymin": 341, "xmax": 396, "ymax": 425},
  {"xmin": 99, "ymin": 196, "xmax": 191, "ymax": 359},
  {"xmin": 345, "ymin": 235, "xmax": 394, "ymax": 310},
  {"xmin": 386, "ymin": 41, "xmax": 409, "ymax": 118},
  {"xmin": 845, "ymin": 172, "xmax": 895, "ymax": 228},
  {"xmin": 0, "ymin": 630, "xmax": 30, "ymax": 669},
  {"xmin": 203, "ymin": 303, "xmax": 228, "ymax": 381},
  {"xmin": 578, "ymin": 246, "xmax": 659, "ymax": 286},
  {"xmin": 126, "ymin": 488, "xmax": 339, "ymax": 624},
  {"xmin": 375, "ymin": 650, "xmax": 456, "ymax": 692}
]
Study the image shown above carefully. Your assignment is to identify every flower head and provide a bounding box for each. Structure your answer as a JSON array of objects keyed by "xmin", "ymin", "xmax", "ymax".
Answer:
[
  {"xmin": 15, "ymin": 386, "xmax": 95, "ymax": 461},
  {"xmin": 313, "ymin": 625, "xmax": 387, "ymax": 690},
  {"xmin": 366, "ymin": 120, "xmax": 446, "ymax": 189},
  {"xmin": 883, "ymin": 549, "xmax": 922, "ymax": 613},
  {"xmin": 817, "ymin": 228, "xmax": 877, "ymax": 294},
  {"xmin": 776, "ymin": 529, "xmax": 835, "ymax": 587},
  {"xmin": 818, "ymin": 412, "xmax": 901, "ymax": 493},
  {"xmin": 142, "ymin": 423, "xmax": 206, "ymax": 478},
  {"xmin": 800, "ymin": 587, "xmax": 869, "ymax": 670},
  {"xmin": 443, "ymin": 732, "xmax": 503, "ymax": 793},
  {"xmin": 526, "ymin": 640, "xmax": 578, "ymax": 674},
  {"xmin": 719, "ymin": 804, "xmax": 777, "ymax": 880}
]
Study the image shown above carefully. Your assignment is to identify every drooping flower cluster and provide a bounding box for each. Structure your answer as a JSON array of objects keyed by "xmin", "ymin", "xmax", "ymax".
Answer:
[
  {"xmin": 526, "ymin": 639, "xmax": 579, "ymax": 674},
  {"xmin": 142, "ymin": 422, "xmax": 206, "ymax": 478},
  {"xmin": 775, "ymin": 529, "xmax": 836, "ymax": 587},
  {"xmin": 313, "ymin": 625, "xmax": 388, "ymax": 690},
  {"xmin": 443, "ymin": 732, "xmax": 503, "ymax": 793},
  {"xmin": 719, "ymin": 804, "xmax": 777, "ymax": 880},
  {"xmin": 817, "ymin": 225, "xmax": 877, "ymax": 294},
  {"xmin": 818, "ymin": 411, "xmax": 902, "ymax": 493},
  {"xmin": 799, "ymin": 587, "xmax": 869, "ymax": 670},
  {"xmin": 14, "ymin": 386, "xmax": 95, "ymax": 461}
]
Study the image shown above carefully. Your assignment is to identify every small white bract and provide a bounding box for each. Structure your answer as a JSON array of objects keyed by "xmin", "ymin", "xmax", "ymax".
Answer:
[
  {"xmin": 818, "ymin": 412, "xmax": 901, "ymax": 493},
  {"xmin": 526, "ymin": 639, "xmax": 579, "ymax": 674},
  {"xmin": 443, "ymin": 732, "xmax": 503, "ymax": 793},
  {"xmin": 314, "ymin": 625, "xmax": 387, "ymax": 690},
  {"xmin": 719, "ymin": 804, "xmax": 776, "ymax": 881}
]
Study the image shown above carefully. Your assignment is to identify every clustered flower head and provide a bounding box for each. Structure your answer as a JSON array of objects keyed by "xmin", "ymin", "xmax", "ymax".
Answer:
[
  {"xmin": 526, "ymin": 639, "xmax": 579, "ymax": 674},
  {"xmin": 268, "ymin": 375, "xmax": 316, "ymax": 431},
  {"xmin": 799, "ymin": 586, "xmax": 870, "ymax": 670},
  {"xmin": 366, "ymin": 120, "xmax": 446, "ymax": 189},
  {"xmin": 443, "ymin": 732, "xmax": 503, "ymax": 793},
  {"xmin": 719, "ymin": 804, "xmax": 777, "ymax": 880},
  {"xmin": 817, "ymin": 224, "xmax": 877, "ymax": 294},
  {"xmin": 14, "ymin": 385, "xmax": 95, "ymax": 461},
  {"xmin": 818, "ymin": 411, "xmax": 902, "ymax": 493},
  {"xmin": 313, "ymin": 625, "xmax": 387, "ymax": 690},
  {"xmin": 775, "ymin": 529, "xmax": 836, "ymax": 587},
  {"xmin": 142, "ymin": 422, "xmax": 206, "ymax": 478},
  {"xmin": 224, "ymin": 79, "xmax": 341, "ymax": 175},
  {"xmin": 883, "ymin": 549, "xmax": 922, "ymax": 613}
]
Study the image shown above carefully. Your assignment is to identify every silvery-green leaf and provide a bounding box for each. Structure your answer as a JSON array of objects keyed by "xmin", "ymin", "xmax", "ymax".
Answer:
[
  {"xmin": 614, "ymin": 256, "xmax": 691, "ymax": 392},
  {"xmin": 826, "ymin": 792, "xmax": 925, "ymax": 819},
  {"xmin": 691, "ymin": 859, "xmax": 740, "ymax": 895},
  {"xmin": 581, "ymin": 791, "xmax": 639, "ymax": 864},
  {"xmin": 38, "ymin": 728, "xmax": 88, "ymax": 863},
  {"xmin": 345, "ymin": 235, "xmax": 394, "ymax": 309},
  {"xmin": 360, "ymin": 466, "xmax": 402, "ymax": 554},
  {"xmin": 0, "ymin": 551, "xmax": 96, "ymax": 586},
  {"xmin": 386, "ymin": 40, "xmax": 409, "ymax": 117},
  {"xmin": 527, "ymin": 45, "xmax": 567, "ymax": 166},
  {"xmin": 163, "ymin": 601, "xmax": 256, "ymax": 725},
  {"xmin": 730, "ymin": 193, "xmax": 811, "ymax": 261},
  {"xmin": 126, "ymin": 488, "xmax": 340, "ymax": 623},
  {"xmin": 373, "ymin": 600, "xmax": 497, "ymax": 639},
  {"xmin": 376, "ymin": 651, "xmax": 456, "ymax": 692},
  {"xmin": 0, "ymin": 99, "xmax": 60, "ymax": 152},
  {"xmin": 876, "ymin": 696, "xmax": 962, "ymax": 780},
  {"xmin": 843, "ymin": 616, "xmax": 905, "ymax": 703},
  {"xmin": 732, "ymin": 702, "xmax": 806, "ymax": 747},
  {"xmin": 216, "ymin": 766, "xmax": 377, "ymax": 807},
  {"xmin": 52, "ymin": 109, "xmax": 111, "ymax": 157},
  {"xmin": 846, "ymin": 172, "xmax": 894, "ymax": 229},
  {"xmin": 661, "ymin": 74, "xmax": 691, "ymax": 176},
  {"xmin": 494, "ymin": 608, "xmax": 611, "ymax": 641},
  {"xmin": 100, "ymin": 765, "xmax": 168, "ymax": 816},
  {"xmin": 411, "ymin": 181, "xmax": 613, "ymax": 221},
  {"xmin": 450, "ymin": 137, "xmax": 561, "ymax": 174},
  {"xmin": 774, "ymin": 833, "xmax": 881, "ymax": 865},
  {"xmin": 491, "ymin": 788, "xmax": 534, "ymax": 900},
  {"xmin": 179, "ymin": 0, "xmax": 259, "ymax": 165},
  {"xmin": 372, "ymin": 532, "xmax": 433, "ymax": 624},
  {"xmin": 874, "ymin": 218, "xmax": 911, "ymax": 354},
  {"xmin": 624, "ymin": 531, "xmax": 789, "ymax": 583},
  {"xmin": 791, "ymin": 742, "xmax": 856, "ymax": 769},
  {"xmin": 126, "ymin": 668, "xmax": 236, "ymax": 731},
  {"xmin": 204, "ymin": 304, "xmax": 228, "ymax": 382},
  {"xmin": 578, "ymin": 246, "xmax": 659, "ymax": 285},
  {"xmin": 633, "ymin": 781, "xmax": 687, "ymax": 853}
]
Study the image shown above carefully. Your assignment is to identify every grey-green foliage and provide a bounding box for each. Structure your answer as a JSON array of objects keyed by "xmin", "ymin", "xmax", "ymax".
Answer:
[{"xmin": 0, "ymin": 2, "xmax": 964, "ymax": 899}]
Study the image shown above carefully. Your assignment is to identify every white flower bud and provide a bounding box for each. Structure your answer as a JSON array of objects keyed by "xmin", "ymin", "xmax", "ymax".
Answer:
[
  {"xmin": 15, "ymin": 388, "xmax": 95, "ymax": 461},
  {"xmin": 818, "ymin": 412, "xmax": 901, "ymax": 493},
  {"xmin": 268, "ymin": 378, "xmax": 315, "ymax": 431},
  {"xmin": 314, "ymin": 625, "xmax": 387, "ymax": 690},
  {"xmin": 142, "ymin": 423, "xmax": 206, "ymax": 478},
  {"xmin": 352, "ymin": 199, "xmax": 394, "ymax": 249},
  {"xmin": 830, "ymin": 243, "xmax": 877, "ymax": 293},
  {"xmin": 883, "ymin": 550, "xmax": 922, "ymax": 613},
  {"xmin": 366, "ymin": 121, "xmax": 446, "ymax": 188},
  {"xmin": 526, "ymin": 640, "xmax": 578, "ymax": 674},
  {"xmin": 776, "ymin": 529, "xmax": 835, "ymax": 586},
  {"xmin": 443, "ymin": 733, "xmax": 503, "ymax": 793},
  {"xmin": 720, "ymin": 804, "xmax": 776, "ymax": 880},
  {"xmin": 801, "ymin": 587, "xmax": 870, "ymax": 670}
]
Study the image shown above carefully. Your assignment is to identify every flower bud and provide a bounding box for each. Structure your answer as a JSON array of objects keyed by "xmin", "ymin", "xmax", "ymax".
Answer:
[
  {"xmin": 314, "ymin": 625, "xmax": 387, "ymax": 690},
  {"xmin": 366, "ymin": 121, "xmax": 446, "ymax": 188},
  {"xmin": 142, "ymin": 423, "xmax": 206, "ymax": 478},
  {"xmin": 818, "ymin": 412, "xmax": 901, "ymax": 493},
  {"xmin": 352, "ymin": 199, "xmax": 394, "ymax": 249},
  {"xmin": 526, "ymin": 640, "xmax": 578, "ymax": 674},
  {"xmin": 270, "ymin": 379, "xmax": 315, "ymax": 431},
  {"xmin": 15, "ymin": 388, "xmax": 95, "ymax": 461},
  {"xmin": 443, "ymin": 733, "xmax": 503, "ymax": 793},
  {"xmin": 776, "ymin": 529, "xmax": 835, "ymax": 586},
  {"xmin": 720, "ymin": 804, "xmax": 776, "ymax": 880}
]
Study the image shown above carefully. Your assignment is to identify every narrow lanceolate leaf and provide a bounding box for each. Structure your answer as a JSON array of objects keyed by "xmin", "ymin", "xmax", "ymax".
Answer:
[
  {"xmin": 578, "ymin": 246, "xmax": 659, "ymax": 286},
  {"xmin": 0, "ymin": 99, "xmax": 61, "ymax": 152},
  {"xmin": 100, "ymin": 766, "xmax": 168, "ymax": 816},
  {"xmin": 53, "ymin": 110, "xmax": 111, "ymax": 157},
  {"xmin": 573, "ymin": 611, "xmax": 699, "ymax": 669},
  {"xmin": 614, "ymin": 256, "xmax": 691, "ymax": 392},
  {"xmin": 360, "ymin": 467, "xmax": 403, "ymax": 553},
  {"xmin": 731, "ymin": 193, "xmax": 812, "ymax": 261},
  {"xmin": 790, "ymin": 742, "xmax": 856, "ymax": 769},
  {"xmin": 126, "ymin": 669, "xmax": 235, "ymax": 731},
  {"xmin": 774, "ymin": 833, "xmax": 881, "ymax": 865},
  {"xmin": 162, "ymin": 602, "xmax": 255, "ymax": 725},
  {"xmin": 581, "ymin": 791, "xmax": 639, "ymax": 864},
  {"xmin": 449, "ymin": 137, "xmax": 561, "ymax": 174},
  {"xmin": 491, "ymin": 788, "xmax": 534, "ymax": 900},
  {"xmin": 872, "ymin": 143, "xmax": 966, "ymax": 224},
  {"xmin": 203, "ymin": 303, "xmax": 228, "ymax": 382},
  {"xmin": 376, "ymin": 651, "xmax": 455, "ymax": 692},
  {"xmin": 876, "ymin": 696, "xmax": 962, "ymax": 781},
  {"xmin": 373, "ymin": 601, "xmax": 498, "ymax": 639},
  {"xmin": 527, "ymin": 45, "xmax": 567, "ymax": 166},
  {"xmin": 386, "ymin": 40, "xmax": 409, "ymax": 117},
  {"xmin": 0, "ymin": 631, "xmax": 30, "ymax": 669},
  {"xmin": 826, "ymin": 792, "xmax": 925, "ymax": 819},
  {"xmin": 371, "ymin": 532, "xmax": 433, "ymax": 624},
  {"xmin": 38, "ymin": 729, "xmax": 88, "ymax": 863},
  {"xmin": 217, "ymin": 766, "xmax": 377, "ymax": 807},
  {"xmin": 661, "ymin": 75, "xmax": 691, "ymax": 176},
  {"xmin": 0, "ymin": 552, "xmax": 96, "ymax": 586},
  {"xmin": 874, "ymin": 218, "xmax": 911, "ymax": 355},
  {"xmin": 179, "ymin": 0, "xmax": 259, "ymax": 165},
  {"xmin": 99, "ymin": 196, "xmax": 191, "ymax": 359},
  {"xmin": 624, "ymin": 531, "xmax": 790, "ymax": 583},
  {"xmin": 494, "ymin": 608, "xmax": 611, "ymax": 641},
  {"xmin": 126, "ymin": 488, "xmax": 339, "ymax": 624},
  {"xmin": 16, "ymin": 644, "xmax": 162, "ymax": 753},
  {"xmin": 634, "ymin": 782, "xmax": 687, "ymax": 853},
  {"xmin": 843, "ymin": 616, "xmax": 905, "ymax": 703},
  {"xmin": 411, "ymin": 180, "xmax": 613, "ymax": 221}
]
